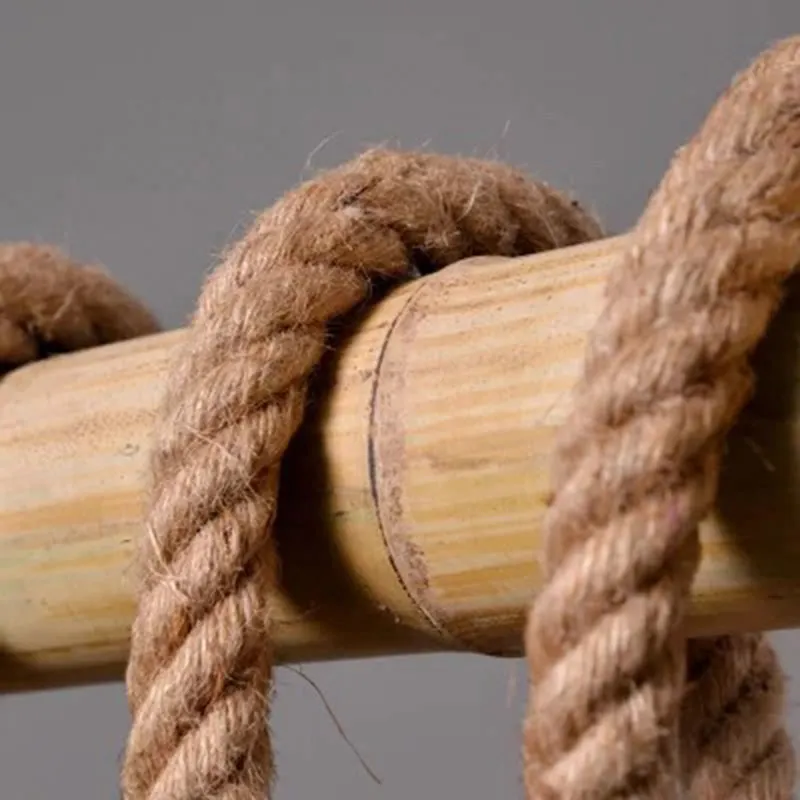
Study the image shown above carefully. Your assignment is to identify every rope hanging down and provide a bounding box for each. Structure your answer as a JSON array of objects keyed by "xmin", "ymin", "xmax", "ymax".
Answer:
[
  {"xmin": 1, "ymin": 33, "xmax": 798, "ymax": 800},
  {"xmin": 524, "ymin": 35, "xmax": 800, "ymax": 800},
  {"xmin": 120, "ymin": 149, "xmax": 601, "ymax": 798}
]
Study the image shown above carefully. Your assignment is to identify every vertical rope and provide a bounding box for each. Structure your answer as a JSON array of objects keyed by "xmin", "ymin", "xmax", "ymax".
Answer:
[{"xmin": 523, "ymin": 35, "xmax": 800, "ymax": 800}]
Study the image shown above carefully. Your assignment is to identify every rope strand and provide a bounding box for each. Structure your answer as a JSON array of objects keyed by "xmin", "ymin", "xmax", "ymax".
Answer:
[
  {"xmin": 523, "ymin": 35, "xmax": 800, "ymax": 800},
  {"xmin": 121, "ymin": 149, "xmax": 600, "ymax": 799},
  {"xmin": 0, "ymin": 243, "xmax": 157, "ymax": 371}
]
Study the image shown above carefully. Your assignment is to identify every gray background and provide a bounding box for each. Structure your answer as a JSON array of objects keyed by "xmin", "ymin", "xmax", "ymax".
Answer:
[{"xmin": 2, "ymin": 1, "xmax": 800, "ymax": 797}]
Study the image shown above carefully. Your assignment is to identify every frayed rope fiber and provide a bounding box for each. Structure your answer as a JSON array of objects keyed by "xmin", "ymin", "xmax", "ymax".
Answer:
[{"xmin": 2, "ymin": 34, "xmax": 798, "ymax": 800}]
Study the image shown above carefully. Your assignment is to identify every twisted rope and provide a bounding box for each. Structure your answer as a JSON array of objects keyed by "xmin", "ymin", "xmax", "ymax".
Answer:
[
  {"xmin": 120, "ymin": 148, "xmax": 600, "ymax": 799},
  {"xmin": 523, "ymin": 35, "xmax": 800, "ymax": 799},
  {"xmin": 1, "ymin": 38, "xmax": 796, "ymax": 800},
  {"xmin": 0, "ymin": 243, "xmax": 157, "ymax": 372}
]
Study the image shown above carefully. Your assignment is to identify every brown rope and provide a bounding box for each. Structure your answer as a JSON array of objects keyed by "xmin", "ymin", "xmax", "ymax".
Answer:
[
  {"xmin": 120, "ymin": 148, "xmax": 600, "ymax": 799},
  {"xmin": 682, "ymin": 635, "xmax": 793, "ymax": 798},
  {"xmin": 523, "ymin": 35, "xmax": 800, "ymax": 799},
  {"xmin": 0, "ymin": 243, "xmax": 157, "ymax": 371},
  {"xmin": 2, "ymin": 42, "xmax": 797, "ymax": 799}
]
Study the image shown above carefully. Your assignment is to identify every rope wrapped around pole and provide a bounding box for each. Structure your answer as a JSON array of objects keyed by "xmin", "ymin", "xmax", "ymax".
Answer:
[{"xmin": 1, "ymin": 33, "xmax": 799, "ymax": 800}]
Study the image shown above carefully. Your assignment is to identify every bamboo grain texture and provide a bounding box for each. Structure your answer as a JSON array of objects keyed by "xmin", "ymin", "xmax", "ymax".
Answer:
[{"xmin": 2, "ymin": 234, "xmax": 800, "ymax": 692}]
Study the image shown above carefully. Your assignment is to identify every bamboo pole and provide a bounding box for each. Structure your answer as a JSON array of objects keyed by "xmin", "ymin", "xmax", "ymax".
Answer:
[{"xmin": 2, "ymin": 234, "xmax": 800, "ymax": 692}]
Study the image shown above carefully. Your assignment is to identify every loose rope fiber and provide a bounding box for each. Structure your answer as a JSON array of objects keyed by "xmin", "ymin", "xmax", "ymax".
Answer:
[{"xmin": 524, "ymin": 36, "xmax": 800, "ymax": 799}]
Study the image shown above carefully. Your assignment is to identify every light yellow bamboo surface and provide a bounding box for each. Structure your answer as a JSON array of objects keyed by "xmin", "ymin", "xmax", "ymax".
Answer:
[{"xmin": 2, "ymin": 234, "xmax": 800, "ymax": 692}]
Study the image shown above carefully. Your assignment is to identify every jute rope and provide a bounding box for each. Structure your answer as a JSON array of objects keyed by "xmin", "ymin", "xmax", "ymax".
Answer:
[
  {"xmin": 2, "ymin": 33, "xmax": 798, "ymax": 800},
  {"xmin": 524, "ymin": 36, "xmax": 800, "ymax": 799},
  {"xmin": 0, "ymin": 243, "xmax": 157, "ymax": 371},
  {"xmin": 119, "ymin": 149, "xmax": 601, "ymax": 799}
]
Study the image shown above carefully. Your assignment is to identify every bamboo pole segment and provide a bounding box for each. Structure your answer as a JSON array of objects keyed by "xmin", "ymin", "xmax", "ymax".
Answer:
[{"xmin": 2, "ymin": 234, "xmax": 800, "ymax": 692}]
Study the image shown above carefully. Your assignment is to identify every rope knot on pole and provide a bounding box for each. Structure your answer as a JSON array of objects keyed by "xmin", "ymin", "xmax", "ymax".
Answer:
[{"xmin": 1, "ymin": 34, "xmax": 799, "ymax": 800}]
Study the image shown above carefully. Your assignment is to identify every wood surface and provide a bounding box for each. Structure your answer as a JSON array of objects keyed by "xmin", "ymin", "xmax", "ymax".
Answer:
[{"xmin": 3, "ymin": 234, "xmax": 800, "ymax": 692}]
